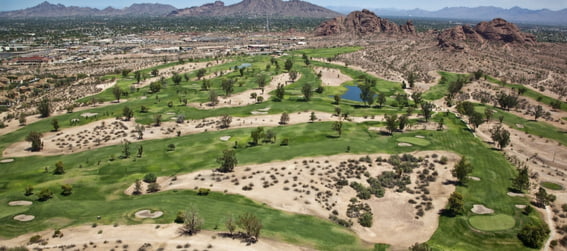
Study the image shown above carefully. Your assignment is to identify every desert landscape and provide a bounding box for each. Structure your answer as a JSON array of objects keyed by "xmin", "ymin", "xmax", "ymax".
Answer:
[{"xmin": 1, "ymin": 0, "xmax": 567, "ymax": 251}]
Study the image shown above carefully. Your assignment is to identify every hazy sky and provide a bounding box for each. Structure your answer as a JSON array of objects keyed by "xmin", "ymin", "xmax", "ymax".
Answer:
[{"xmin": 3, "ymin": 0, "xmax": 566, "ymax": 12}]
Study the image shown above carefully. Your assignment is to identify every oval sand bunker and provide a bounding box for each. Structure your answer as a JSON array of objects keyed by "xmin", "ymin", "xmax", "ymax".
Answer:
[
  {"xmin": 9, "ymin": 200, "xmax": 32, "ymax": 206},
  {"xmin": 14, "ymin": 214, "xmax": 35, "ymax": 221},
  {"xmin": 0, "ymin": 159, "xmax": 14, "ymax": 163},
  {"xmin": 135, "ymin": 210, "xmax": 163, "ymax": 219}
]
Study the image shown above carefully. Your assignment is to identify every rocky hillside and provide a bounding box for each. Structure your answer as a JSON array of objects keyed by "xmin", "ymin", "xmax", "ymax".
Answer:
[
  {"xmin": 168, "ymin": 0, "xmax": 341, "ymax": 18},
  {"xmin": 438, "ymin": 18, "xmax": 537, "ymax": 50},
  {"xmin": 314, "ymin": 9, "xmax": 416, "ymax": 36},
  {"xmin": 0, "ymin": 1, "xmax": 177, "ymax": 17}
]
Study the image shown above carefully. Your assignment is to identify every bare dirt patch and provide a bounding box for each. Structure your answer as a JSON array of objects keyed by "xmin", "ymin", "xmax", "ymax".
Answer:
[
  {"xmin": 471, "ymin": 204, "xmax": 494, "ymax": 215},
  {"xmin": 129, "ymin": 151, "xmax": 459, "ymax": 248},
  {"xmin": 1, "ymin": 225, "xmax": 313, "ymax": 251},
  {"xmin": 13, "ymin": 214, "xmax": 35, "ymax": 222},
  {"xmin": 314, "ymin": 67, "xmax": 352, "ymax": 86},
  {"xmin": 8, "ymin": 201, "xmax": 32, "ymax": 206}
]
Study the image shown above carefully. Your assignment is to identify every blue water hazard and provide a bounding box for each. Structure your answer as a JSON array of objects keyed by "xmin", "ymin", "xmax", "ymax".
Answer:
[
  {"xmin": 340, "ymin": 85, "xmax": 363, "ymax": 102},
  {"xmin": 237, "ymin": 63, "xmax": 252, "ymax": 69}
]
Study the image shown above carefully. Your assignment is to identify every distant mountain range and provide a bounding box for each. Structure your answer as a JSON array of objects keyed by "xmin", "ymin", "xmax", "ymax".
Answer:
[
  {"xmin": 327, "ymin": 6, "xmax": 567, "ymax": 25},
  {"xmin": 0, "ymin": 1, "xmax": 177, "ymax": 17},
  {"xmin": 169, "ymin": 0, "xmax": 341, "ymax": 18},
  {"xmin": 0, "ymin": 0, "xmax": 341, "ymax": 18}
]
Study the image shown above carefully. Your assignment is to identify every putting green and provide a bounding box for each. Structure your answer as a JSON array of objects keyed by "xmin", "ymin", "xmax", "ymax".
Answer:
[
  {"xmin": 541, "ymin": 181, "xmax": 563, "ymax": 190},
  {"xmin": 469, "ymin": 214, "xmax": 516, "ymax": 231},
  {"xmin": 397, "ymin": 137, "xmax": 431, "ymax": 146}
]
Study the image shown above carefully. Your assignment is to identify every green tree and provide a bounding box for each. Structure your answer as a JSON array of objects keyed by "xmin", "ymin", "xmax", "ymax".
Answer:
[
  {"xmin": 358, "ymin": 212, "xmax": 373, "ymax": 227},
  {"xmin": 533, "ymin": 105, "xmax": 544, "ymax": 121},
  {"xmin": 19, "ymin": 113, "xmax": 26, "ymax": 125},
  {"xmin": 38, "ymin": 188, "xmax": 53, "ymax": 201},
  {"xmin": 179, "ymin": 206, "xmax": 204, "ymax": 235},
  {"xmin": 275, "ymin": 84, "xmax": 285, "ymax": 101},
  {"xmin": 407, "ymin": 72, "xmax": 416, "ymax": 88},
  {"xmin": 38, "ymin": 98, "xmax": 51, "ymax": 117},
  {"xmin": 420, "ymin": 102, "xmax": 435, "ymax": 122},
  {"xmin": 51, "ymin": 118, "xmax": 59, "ymax": 131},
  {"xmin": 134, "ymin": 71, "xmax": 141, "ymax": 83},
  {"xmin": 153, "ymin": 114, "xmax": 162, "ymax": 126},
  {"xmin": 411, "ymin": 91, "xmax": 423, "ymax": 106},
  {"xmin": 332, "ymin": 120, "xmax": 343, "ymax": 137},
  {"xmin": 143, "ymin": 173, "xmax": 157, "ymax": 183},
  {"xmin": 61, "ymin": 184, "xmax": 72, "ymax": 196},
  {"xmin": 151, "ymin": 69, "xmax": 159, "ymax": 77},
  {"xmin": 484, "ymin": 108, "xmax": 494, "ymax": 122},
  {"xmin": 301, "ymin": 83, "xmax": 313, "ymax": 101},
  {"xmin": 147, "ymin": 182, "xmax": 160, "ymax": 193},
  {"xmin": 377, "ymin": 92, "xmax": 387, "ymax": 107},
  {"xmin": 24, "ymin": 185, "xmax": 34, "ymax": 196},
  {"xmin": 469, "ymin": 112, "xmax": 484, "ymax": 131},
  {"xmin": 220, "ymin": 114, "xmax": 232, "ymax": 129},
  {"xmin": 54, "ymin": 161, "xmax": 65, "ymax": 175},
  {"xmin": 334, "ymin": 94, "xmax": 341, "ymax": 105},
  {"xmin": 196, "ymin": 68, "xmax": 207, "ymax": 80},
  {"xmin": 490, "ymin": 125, "xmax": 511, "ymax": 150},
  {"xmin": 535, "ymin": 187, "xmax": 555, "ymax": 207},
  {"xmin": 172, "ymin": 72, "xmax": 182, "ymax": 85},
  {"xmin": 221, "ymin": 79, "xmax": 235, "ymax": 97},
  {"xmin": 121, "ymin": 140, "xmax": 131, "ymax": 158},
  {"xmin": 309, "ymin": 112, "xmax": 317, "ymax": 123},
  {"xmin": 237, "ymin": 212, "xmax": 263, "ymax": 240},
  {"xmin": 225, "ymin": 215, "xmax": 236, "ymax": 236},
  {"xmin": 279, "ymin": 112, "xmax": 290, "ymax": 125},
  {"xmin": 517, "ymin": 223, "xmax": 550, "ymax": 248},
  {"xmin": 133, "ymin": 179, "xmax": 142, "ymax": 195},
  {"xmin": 385, "ymin": 114, "xmax": 398, "ymax": 135},
  {"xmin": 137, "ymin": 145, "xmax": 143, "ymax": 157},
  {"xmin": 218, "ymin": 149, "xmax": 237, "ymax": 173},
  {"xmin": 359, "ymin": 81, "xmax": 376, "ymax": 107},
  {"xmin": 284, "ymin": 58, "xmax": 293, "ymax": 71},
  {"xmin": 456, "ymin": 101, "xmax": 475, "ymax": 116},
  {"xmin": 26, "ymin": 131, "xmax": 43, "ymax": 152},
  {"xmin": 112, "ymin": 85, "xmax": 122, "ymax": 102},
  {"xmin": 409, "ymin": 242, "xmax": 432, "ymax": 251},
  {"xmin": 398, "ymin": 115, "xmax": 409, "ymax": 131},
  {"xmin": 149, "ymin": 81, "xmax": 161, "ymax": 93},
  {"xmin": 452, "ymin": 156, "xmax": 473, "ymax": 185},
  {"xmin": 446, "ymin": 191, "xmax": 464, "ymax": 216},
  {"xmin": 209, "ymin": 90, "xmax": 219, "ymax": 106},
  {"xmin": 201, "ymin": 79, "xmax": 211, "ymax": 90},
  {"xmin": 289, "ymin": 70, "xmax": 298, "ymax": 82},
  {"xmin": 256, "ymin": 74, "xmax": 267, "ymax": 89},
  {"xmin": 250, "ymin": 127, "xmax": 265, "ymax": 145},
  {"xmin": 512, "ymin": 166, "xmax": 530, "ymax": 193},
  {"xmin": 123, "ymin": 106, "xmax": 134, "ymax": 121}
]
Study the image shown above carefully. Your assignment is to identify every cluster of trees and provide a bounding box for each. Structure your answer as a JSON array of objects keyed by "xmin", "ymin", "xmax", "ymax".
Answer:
[
  {"xmin": 384, "ymin": 114, "xmax": 411, "ymax": 135},
  {"xmin": 177, "ymin": 207, "xmax": 263, "ymax": 242},
  {"xmin": 489, "ymin": 125, "xmax": 511, "ymax": 150}
]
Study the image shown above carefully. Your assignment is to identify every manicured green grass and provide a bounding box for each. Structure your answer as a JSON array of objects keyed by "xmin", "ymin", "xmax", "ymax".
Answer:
[
  {"xmin": 541, "ymin": 181, "xmax": 563, "ymax": 190},
  {"xmin": 396, "ymin": 137, "xmax": 430, "ymax": 146},
  {"xmin": 469, "ymin": 214, "xmax": 516, "ymax": 231},
  {"xmin": 423, "ymin": 72, "xmax": 470, "ymax": 101},
  {"xmin": 294, "ymin": 46, "xmax": 364, "ymax": 58}
]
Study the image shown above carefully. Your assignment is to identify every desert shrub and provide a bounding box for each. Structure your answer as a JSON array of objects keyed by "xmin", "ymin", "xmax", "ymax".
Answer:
[
  {"xmin": 37, "ymin": 188, "xmax": 53, "ymax": 201},
  {"xmin": 146, "ymin": 183, "xmax": 160, "ymax": 193},
  {"xmin": 143, "ymin": 173, "xmax": 157, "ymax": 183},
  {"xmin": 350, "ymin": 182, "xmax": 371, "ymax": 200},
  {"xmin": 29, "ymin": 235, "xmax": 42, "ymax": 244},
  {"xmin": 174, "ymin": 211, "xmax": 185, "ymax": 223},
  {"xmin": 439, "ymin": 156, "xmax": 448, "ymax": 164},
  {"xmin": 518, "ymin": 223, "xmax": 550, "ymax": 248},
  {"xmin": 197, "ymin": 188, "xmax": 210, "ymax": 196},
  {"xmin": 358, "ymin": 212, "xmax": 373, "ymax": 227}
]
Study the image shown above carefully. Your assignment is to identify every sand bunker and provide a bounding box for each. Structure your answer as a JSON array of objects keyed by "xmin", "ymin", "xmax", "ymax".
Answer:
[
  {"xmin": 471, "ymin": 204, "xmax": 494, "ymax": 215},
  {"xmin": 80, "ymin": 112, "xmax": 98, "ymax": 118},
  {"xmin": 469, "ymin": 176, "xmax": 481, "ymax": 181},
  {"xmin": 135, "ymin": 210, "xmax": 163, "ymax": 219},
  {"xmin": 507, "ymin": 192, "xmax": 525, "ymax": 197},
  {"xmin": 8, "ymin": 200, "xmax": 32, "ymax": 206},
  {"xmin": 0, "ymin": 159, "xmax": 14, "ymax": 163},
  {"xmin": 398, "ymin": 143, "xmax": 413, "ymax": 147},
  {"xmin": 515, "ymin": 205, "xmax": 527, "ymax": 209},
  {"xmin": 13, "ymin": 214, "xmax": 35, "ymax": 222},
  {"xmin": 219, "ymin": 136, "xmax": 231, "ymax": 141}
]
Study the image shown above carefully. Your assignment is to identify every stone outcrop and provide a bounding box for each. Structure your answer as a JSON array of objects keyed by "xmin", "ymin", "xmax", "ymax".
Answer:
[
  {"xmin": 315, "ymin": 9, "xmax": 416, "ymax": 36},
  {"xmin": 438, "ymin": 18, "xmax": 537, "ymax": 50}
]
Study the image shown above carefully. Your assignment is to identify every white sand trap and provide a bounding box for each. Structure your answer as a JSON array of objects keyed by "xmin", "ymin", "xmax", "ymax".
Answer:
[
  {"xmin": 220, "ymin": 136, "xmax": 231, "ymax": 141},
  {"xmin": 135, "ymin": 210, "xmax": 163, "ymax": 219},
  {"xmin": 80, "ymin": 112, "xmax": 98, "ymax": 118},
  {"xmin": 471, "ymin": 204, "xmax": 494, "ymax": 214},
  {"xmin": 468, "ymin": 176, "xmax": 481, "ymax": 181},
  {"xmin": 398, "ymin": 143, "xmax": 412, "ymax": 147},
  {"xmin": 257, "ymin": 107, "xmax": 271, "ymax": 112},
  {"xmin": 507, "ymin": 192, "xmax": 525, "ymax": 197},
  {"xmin": 515, "ymin": 205, "xmax": 527, "ymax": 209},
  {"xmin": 13, "ymin": 214, "xmax": 35, "ymax": 221},
  {"xmin": 415, "ymin": 135, "xmax": 425, "ymax": 138},
  {"xmin": 0, "ymin": 159, "xmax": 14, "ymax": 163},
  {"xmin": 9, "ymin": 200, "xmax": 32, "ymax": 206},
  {"xmin": 251, "ymin": 111, "xmax": 268, "ymax": 115}
]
